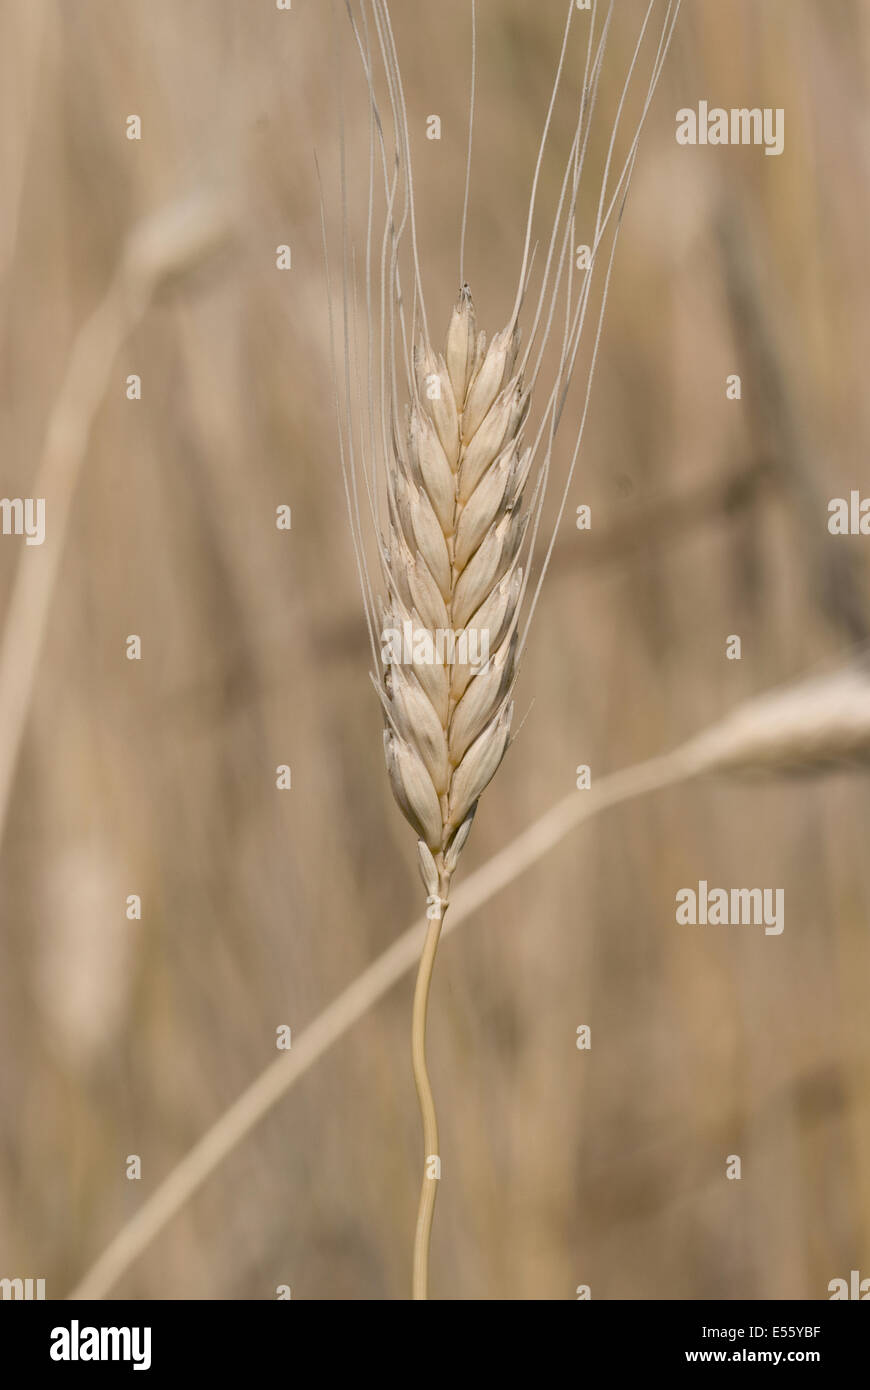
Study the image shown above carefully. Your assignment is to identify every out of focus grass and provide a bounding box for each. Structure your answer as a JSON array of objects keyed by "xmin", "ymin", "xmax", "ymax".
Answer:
[{"xmin": 1, "ymin": 0, "xmax": 869, "ymax": 1299}]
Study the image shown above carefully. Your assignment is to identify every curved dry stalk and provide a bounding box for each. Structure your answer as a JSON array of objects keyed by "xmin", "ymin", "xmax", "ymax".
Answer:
[
  {"xmin": 0, "ymin": 192, "xmax": 232, "ymax": 855},
  {"xmin": 68, "ymin": 744, "xmax": 688, "ymax": 1300},
  {"xmin": 65, "ymin": 658, "xmax": 870, "ymax": 1300}
]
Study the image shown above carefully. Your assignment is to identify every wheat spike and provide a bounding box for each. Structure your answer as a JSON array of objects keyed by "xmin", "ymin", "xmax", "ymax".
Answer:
[
  {"xmin": 331, "ymin": 0, "xmax": 683, "ymax": 1302},
  {"xmin": 380, "ymin": 287, "xmax": 527, "ymax": 893}
]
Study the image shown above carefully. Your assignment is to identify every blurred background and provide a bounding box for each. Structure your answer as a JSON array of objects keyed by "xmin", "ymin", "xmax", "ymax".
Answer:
[{"xmin": 1, "ymin": 0, "xmax": 869, "ymax": 1300}]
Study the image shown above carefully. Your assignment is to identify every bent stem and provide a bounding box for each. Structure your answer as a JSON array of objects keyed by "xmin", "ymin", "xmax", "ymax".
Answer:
[{"xmin": 411, "ymin": 864, "xmax": 451, "ymax": 1299}]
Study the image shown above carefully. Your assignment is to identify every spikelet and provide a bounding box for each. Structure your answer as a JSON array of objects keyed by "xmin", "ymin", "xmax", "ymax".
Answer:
[{"xmin": 381, "ymin": 286, "xmax": 525, "ymax": 881}]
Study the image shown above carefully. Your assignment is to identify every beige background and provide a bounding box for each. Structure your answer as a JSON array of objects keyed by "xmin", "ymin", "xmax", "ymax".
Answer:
[{"xmin": 1, "ymin": 0, "xmax": 869, "ymax": 1299}]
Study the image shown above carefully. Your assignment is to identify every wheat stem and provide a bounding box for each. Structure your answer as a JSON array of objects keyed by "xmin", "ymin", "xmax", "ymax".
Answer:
[{"xmin": 411, "ymin": 867, "xmax": 450, "ymax": 1299}]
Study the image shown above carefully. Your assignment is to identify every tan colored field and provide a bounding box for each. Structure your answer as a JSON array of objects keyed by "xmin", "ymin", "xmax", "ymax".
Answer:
[{"xmin": 1, "ymin": 0, "xmax": 869, "ymax": 1300}]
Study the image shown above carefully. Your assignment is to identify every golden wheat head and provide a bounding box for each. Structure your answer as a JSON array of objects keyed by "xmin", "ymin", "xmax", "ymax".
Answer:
[{"xmin": 380, "ymin": 288, "xmax": 531, "ymax": 890}]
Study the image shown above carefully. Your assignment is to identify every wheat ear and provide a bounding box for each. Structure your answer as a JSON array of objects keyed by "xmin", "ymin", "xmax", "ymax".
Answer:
[
  {"xmin": 379, "ymin": 290, "xmax": 528, "ymax": 1294},
  {"xmin": 331, "ymin": 0, "xmax": 682, "ymax": 1299}
]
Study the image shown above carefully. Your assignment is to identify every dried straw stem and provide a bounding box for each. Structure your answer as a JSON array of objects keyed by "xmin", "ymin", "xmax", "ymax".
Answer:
[
  {"xmin": 0, "ymin": 192, "xmax": 231, "ymax": 856},
  {"xmin": 410, "ymin": 871, "xmax": 448, "ymax": 1300}
]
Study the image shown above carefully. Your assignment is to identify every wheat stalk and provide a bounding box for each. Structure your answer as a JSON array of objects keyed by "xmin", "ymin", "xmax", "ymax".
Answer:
[
  {"xmin": 379, "ymin": 289, "xmax": 529, "ymax": 1294},
  {"xmin": 330, "ymin": 0, "xmax": 682, "ymax": 1298}
]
